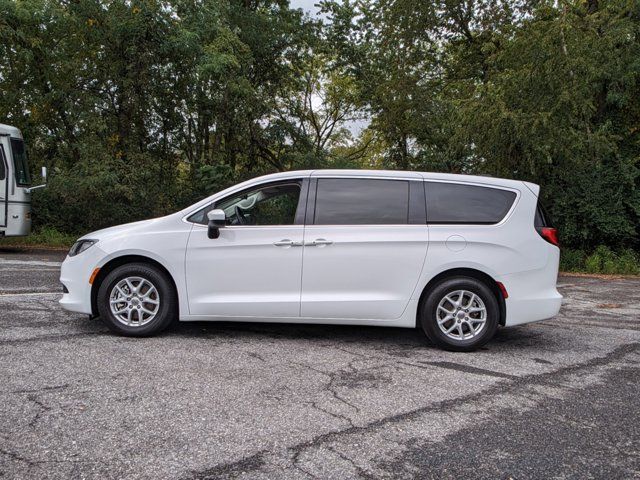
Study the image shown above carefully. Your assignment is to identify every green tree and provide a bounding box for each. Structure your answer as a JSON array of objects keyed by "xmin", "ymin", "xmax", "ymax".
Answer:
[
  {"xmin": 0, "ymin": 0, "xmax": 323, "ymax": 233},
  {"xmin": 321, "ymin": 0, "xmax": 640, "ymax": 249}
]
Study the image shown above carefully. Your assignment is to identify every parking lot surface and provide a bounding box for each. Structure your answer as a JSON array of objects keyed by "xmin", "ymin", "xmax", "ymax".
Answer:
[{"xmin": 0, "ymin": 248, "xmax": 639, "ymax": 479}]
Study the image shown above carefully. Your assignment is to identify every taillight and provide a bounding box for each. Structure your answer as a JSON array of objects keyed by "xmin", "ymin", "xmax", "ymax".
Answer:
[{"xmin": 537, "ymin": 227, "xmax": 559, "ymax": 247}]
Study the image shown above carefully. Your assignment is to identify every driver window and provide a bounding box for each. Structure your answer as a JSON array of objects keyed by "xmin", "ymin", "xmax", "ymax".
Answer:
[{"xmin": 215, "ymin": 182, "xmax": 301, "ymax": 226}]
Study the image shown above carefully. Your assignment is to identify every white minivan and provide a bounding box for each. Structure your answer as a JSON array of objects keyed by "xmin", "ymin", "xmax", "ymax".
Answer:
[{"xmin": 60, "ymin": 170, "xmax": 562, "ymax": 351}]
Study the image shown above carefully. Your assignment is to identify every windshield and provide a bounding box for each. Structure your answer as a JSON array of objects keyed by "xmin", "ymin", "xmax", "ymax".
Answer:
[{"xmin": 10, "ymin": 138, "xmax": 31, "ymax": 186}]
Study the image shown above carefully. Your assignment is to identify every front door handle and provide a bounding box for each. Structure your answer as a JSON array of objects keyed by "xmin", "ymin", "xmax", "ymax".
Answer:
[
  {"xmin": 273, "ymin": 239, "xmax": 303, "ymax": 247},
  {"xmin": 306, "ymin": 238, "xmax": 333, "ymax": 247}
]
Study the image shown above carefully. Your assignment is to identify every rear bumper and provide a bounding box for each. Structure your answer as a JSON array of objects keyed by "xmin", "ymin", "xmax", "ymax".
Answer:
[
  {"xmin": 503, "ymin": 290, "xmax": 562, "ymax": 326},
  {"xmin": 498, "ymin": 246, "xmax": 562, "ymax": 327}
]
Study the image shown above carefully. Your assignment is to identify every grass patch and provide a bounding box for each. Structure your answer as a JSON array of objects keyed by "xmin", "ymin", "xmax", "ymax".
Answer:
[
  {"xmin": 0, "ymin": 227, "xmax": 76, "ymax": 249},
  {"xmin": 561, "ymin": 246, "xmax": 640, "ymax": 275}
]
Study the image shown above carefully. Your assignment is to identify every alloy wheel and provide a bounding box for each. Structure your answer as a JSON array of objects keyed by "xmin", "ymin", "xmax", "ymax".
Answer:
[
  {"xmin": 109, "ymin": 276, "xmax": 160, "ymax": 327},
  {"xmin": 436, "ymin": 290, "xmax": 487, "ymax": 341}
]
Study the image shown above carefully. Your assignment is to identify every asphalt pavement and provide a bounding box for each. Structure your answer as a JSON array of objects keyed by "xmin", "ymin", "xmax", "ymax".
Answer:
[{"xmin": 0, "ymin": 247, "xmax": 638, "ymax": 479}]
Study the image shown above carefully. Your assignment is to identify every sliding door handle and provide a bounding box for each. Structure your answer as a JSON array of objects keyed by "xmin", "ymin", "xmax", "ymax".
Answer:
[
  {"xmin": 306, "ymin": 238, "xmax": 333, "ymax": 247},
  {"xmin": 273, "ymin": 239, "xmax": 303, "ymax": 247}
]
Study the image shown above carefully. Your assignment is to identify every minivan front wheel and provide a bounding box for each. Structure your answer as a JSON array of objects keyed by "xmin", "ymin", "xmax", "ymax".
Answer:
[
  {"xmin": 97, "ymin": 263, "xmax": 177, "ymax": 336},
  {"xmin": 420, "ymin": 277, "xmax": 499, "ymax": 351}
]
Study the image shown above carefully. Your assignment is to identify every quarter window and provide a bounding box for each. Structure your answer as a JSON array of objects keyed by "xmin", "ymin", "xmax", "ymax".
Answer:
[
  {"xmin": 534, "ymin": 201, "xmax": 552, "ymax": 228},
  {"xmin": 426, "ymin": 182, "xmax": 517, "ymax": 224},
  {"xmin": 314, "ymin": 178, "xmax": 409, "ymax": 225}
]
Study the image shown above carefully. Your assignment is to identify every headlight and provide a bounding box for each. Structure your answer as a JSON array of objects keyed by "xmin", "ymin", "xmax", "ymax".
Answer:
[{"xmin": 69, "ymin": 239, "xmax": 98, "ymax": 257}]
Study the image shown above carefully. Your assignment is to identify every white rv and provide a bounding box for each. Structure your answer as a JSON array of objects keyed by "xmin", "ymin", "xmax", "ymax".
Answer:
[{"xmin": 0, "ymin": 123, "xmax": 46, "ymax": 237}]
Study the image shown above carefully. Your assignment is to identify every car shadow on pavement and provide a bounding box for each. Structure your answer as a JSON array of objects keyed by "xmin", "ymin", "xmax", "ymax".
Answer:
[
  {"xmin": 78, "ymin": 313, "xmax": 550, "ymax": 353},
  {"xmin": 160, "ymin": 318, "xmax": 549, "ymax": 353}
]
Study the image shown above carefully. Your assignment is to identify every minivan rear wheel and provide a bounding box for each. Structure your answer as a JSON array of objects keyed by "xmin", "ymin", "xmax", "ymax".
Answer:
[
  {"xmin": 420, "ymin": 276, "xmax": 499, "ymax": 351},
  {"xmin": 97, "ymin": 263, "xmax": 177, "ymax": 336}
]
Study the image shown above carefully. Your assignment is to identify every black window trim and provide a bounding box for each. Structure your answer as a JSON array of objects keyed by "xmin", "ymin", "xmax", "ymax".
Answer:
[
  {"xmin": 187, "ymin": 178, "xmax": 309, "ymax": 227},
  {"xmin": 425, "ymin": 180, "xmax": 520, "ymax": 226},
  {"xmin": 307, "ymin": 176, "xmax": 426, "ymax": 226}
]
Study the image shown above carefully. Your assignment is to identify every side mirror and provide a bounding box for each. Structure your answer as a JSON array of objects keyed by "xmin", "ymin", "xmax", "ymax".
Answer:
[
  {"xmin": 207, "ymin": 209, "xmax": 226, "ymax": 239},
  {"xmin": 26, "ymin": 166, "xmax": 48, "ymax": 193}
]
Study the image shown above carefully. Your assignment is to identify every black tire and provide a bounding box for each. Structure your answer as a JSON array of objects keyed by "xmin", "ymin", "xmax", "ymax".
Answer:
[
  {"xmin": 97, "ymin": 262, "xmax": 177, "ymax": 337},
  {"xmin": 420, "ymin": 276, "xmax": 499, "ymax": 352}
]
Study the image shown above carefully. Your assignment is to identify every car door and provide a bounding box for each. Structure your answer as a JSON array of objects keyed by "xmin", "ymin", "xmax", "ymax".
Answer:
[
  {"xmin": 185, "ymin": 178, "xmax": 308, "ymax": 318},
  {"xmin": 0, "ymin": 145, "xmax": 7, "ymax": 228},
  {"xmin": 300, "ymin": 175, "xmax": 429, "ymax": 320}
]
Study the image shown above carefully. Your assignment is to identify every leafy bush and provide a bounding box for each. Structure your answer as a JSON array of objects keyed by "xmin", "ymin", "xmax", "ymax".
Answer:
[
  {"xmin": 0, "ymin": 227, "xmax": 76, "ymax": 249},
  {"xmin": 561, "ymin": 246, "xmax": 640, "ymax": 275},
  {"xmin": 559, "ymin": 249, "xmax": 585, "ymax": 272}
]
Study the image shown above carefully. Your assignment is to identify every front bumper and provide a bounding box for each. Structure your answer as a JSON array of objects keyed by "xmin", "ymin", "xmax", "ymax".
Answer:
[{"xmin": 59, "ymin": 246, "xmax": 107, "ymax": 315}]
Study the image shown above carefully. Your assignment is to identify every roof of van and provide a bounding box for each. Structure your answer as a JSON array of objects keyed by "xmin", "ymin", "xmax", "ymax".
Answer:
[
  {"xmin": 182, "ymin": 169, "xmax": 540, "ymax": 216},
  {"xmin": 0, "ymin": 124, "xmax": 22, "ymax": 138},
  {"xmin": 246, "ymin": 169, "xmax": 536, "ymax": 192}
]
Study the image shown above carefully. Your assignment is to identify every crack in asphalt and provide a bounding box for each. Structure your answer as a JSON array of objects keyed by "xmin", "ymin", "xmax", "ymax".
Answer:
[
  {"xmin": 183, "ymin": 449, "xmax": 269, "ymax": 480},
  {"xmin": 11, "ymin": 383, "xmax": 70, "ymax": 394},
  {"xmin": 0, "ymin": 447, "xmax": 34, "ymax": 465},
  {"xmin": 27, "ymin": 394, "xmax": 51, "ymax": 428},
  {"xmin": 329, "ymin": 446, "xmax": 377, "ymax": 480},
  {"xmin": 304, "ymin": 400, "xmax": 355, "ymax": 429},
  {"xmin": 0, "ymin": 447, "xmax": 103, "ymax": 469},
  {"xmin": 292, "ymin": 361, "xmax": 362, "ymax": 415},
  {"xmin": 183, "ymin": 342, "xmax": 640, "ymax": 479},
  {"xmin": 543, "ymin": 321, "xmax": 640, "ymax": 333},
  {"xmin": 246, "ymin": 351, "xmax": 266, "ymax": 363},
  {"xmin": 410, "ymin": 360, "xmax": 520, "ymax": 380},
  {"xmin": 0, "ymin": 331, "xmax": 107, "ymax": 346}
]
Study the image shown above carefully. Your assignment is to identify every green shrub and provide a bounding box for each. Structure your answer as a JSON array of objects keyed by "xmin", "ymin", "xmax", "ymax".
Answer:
[
  {"xmin": 0, "ymin": 227, "xmax": 76, "ymax": 249},
  {"xmin": 559, "ymin": 249, "xmax": 585, "ymax": 272},
  {"xmin": 617, "ymin": 249, "xmax": 640, "ymax": 275},
  {"xmin": 561, "ymin": 246, "xmax": 640, "ymax": 275}
]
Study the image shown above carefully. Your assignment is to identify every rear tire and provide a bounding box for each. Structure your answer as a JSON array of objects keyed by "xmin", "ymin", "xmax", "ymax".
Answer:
[
  {"xmin": 420, "ymin": 276, "xmax": 499, "ymax": 352},
  {"xmin": 97, "ymin": 263, "xmax": 177, "ymax": 337}
]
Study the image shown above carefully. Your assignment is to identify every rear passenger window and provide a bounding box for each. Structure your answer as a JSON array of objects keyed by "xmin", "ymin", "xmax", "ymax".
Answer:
[
  {"xmin": 426, "ymin": 182, "xmax": 516, "ymax": 224},
  {"xmin": 314, "ymin": 178, "xmax": 409, "ymax": 225}
]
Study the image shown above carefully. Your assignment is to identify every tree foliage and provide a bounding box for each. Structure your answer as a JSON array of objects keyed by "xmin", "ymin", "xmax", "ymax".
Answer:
[
  {"xmin": 321, "ymin": 0, "xmax": 640, "ymax": 248},
  {"xmin": 0, "ymin": 0, "xmax": 638, "ymax": 250},
  {"xmin": 0, "ymin": 0, "xmax": 326, "ymax": 231}
]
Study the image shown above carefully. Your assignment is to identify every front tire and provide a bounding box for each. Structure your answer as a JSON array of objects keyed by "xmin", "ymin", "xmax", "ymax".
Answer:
[
  {"xmin": 420, "ymin": 276, "xmax": 499, "ymax": 352},
  {"xmin": 97, "ymin": 263, "xmax": 177, "ymax": 336}
]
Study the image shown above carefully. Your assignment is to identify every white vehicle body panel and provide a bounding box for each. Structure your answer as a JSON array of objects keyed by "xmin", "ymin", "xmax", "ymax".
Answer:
[
  {"xmin": 300, "ymin": 224, "xmax": 428, "ymax": 320},
  {"xmin": 60, "ymin": 169, "xmax": 562, "ymax": 330},
  {"xmin": 186, "ymin": 224, "xmax": 304, "ymax": 317}
]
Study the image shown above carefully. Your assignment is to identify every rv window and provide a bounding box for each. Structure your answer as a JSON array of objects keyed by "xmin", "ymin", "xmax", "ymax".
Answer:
[
  {"xmin": 10, "ymin": 138, "xmax": 31, "ymax": 186},
  {"xmin": 0, "ymin": 149, "xmax": 5, "ymax": 181}
]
